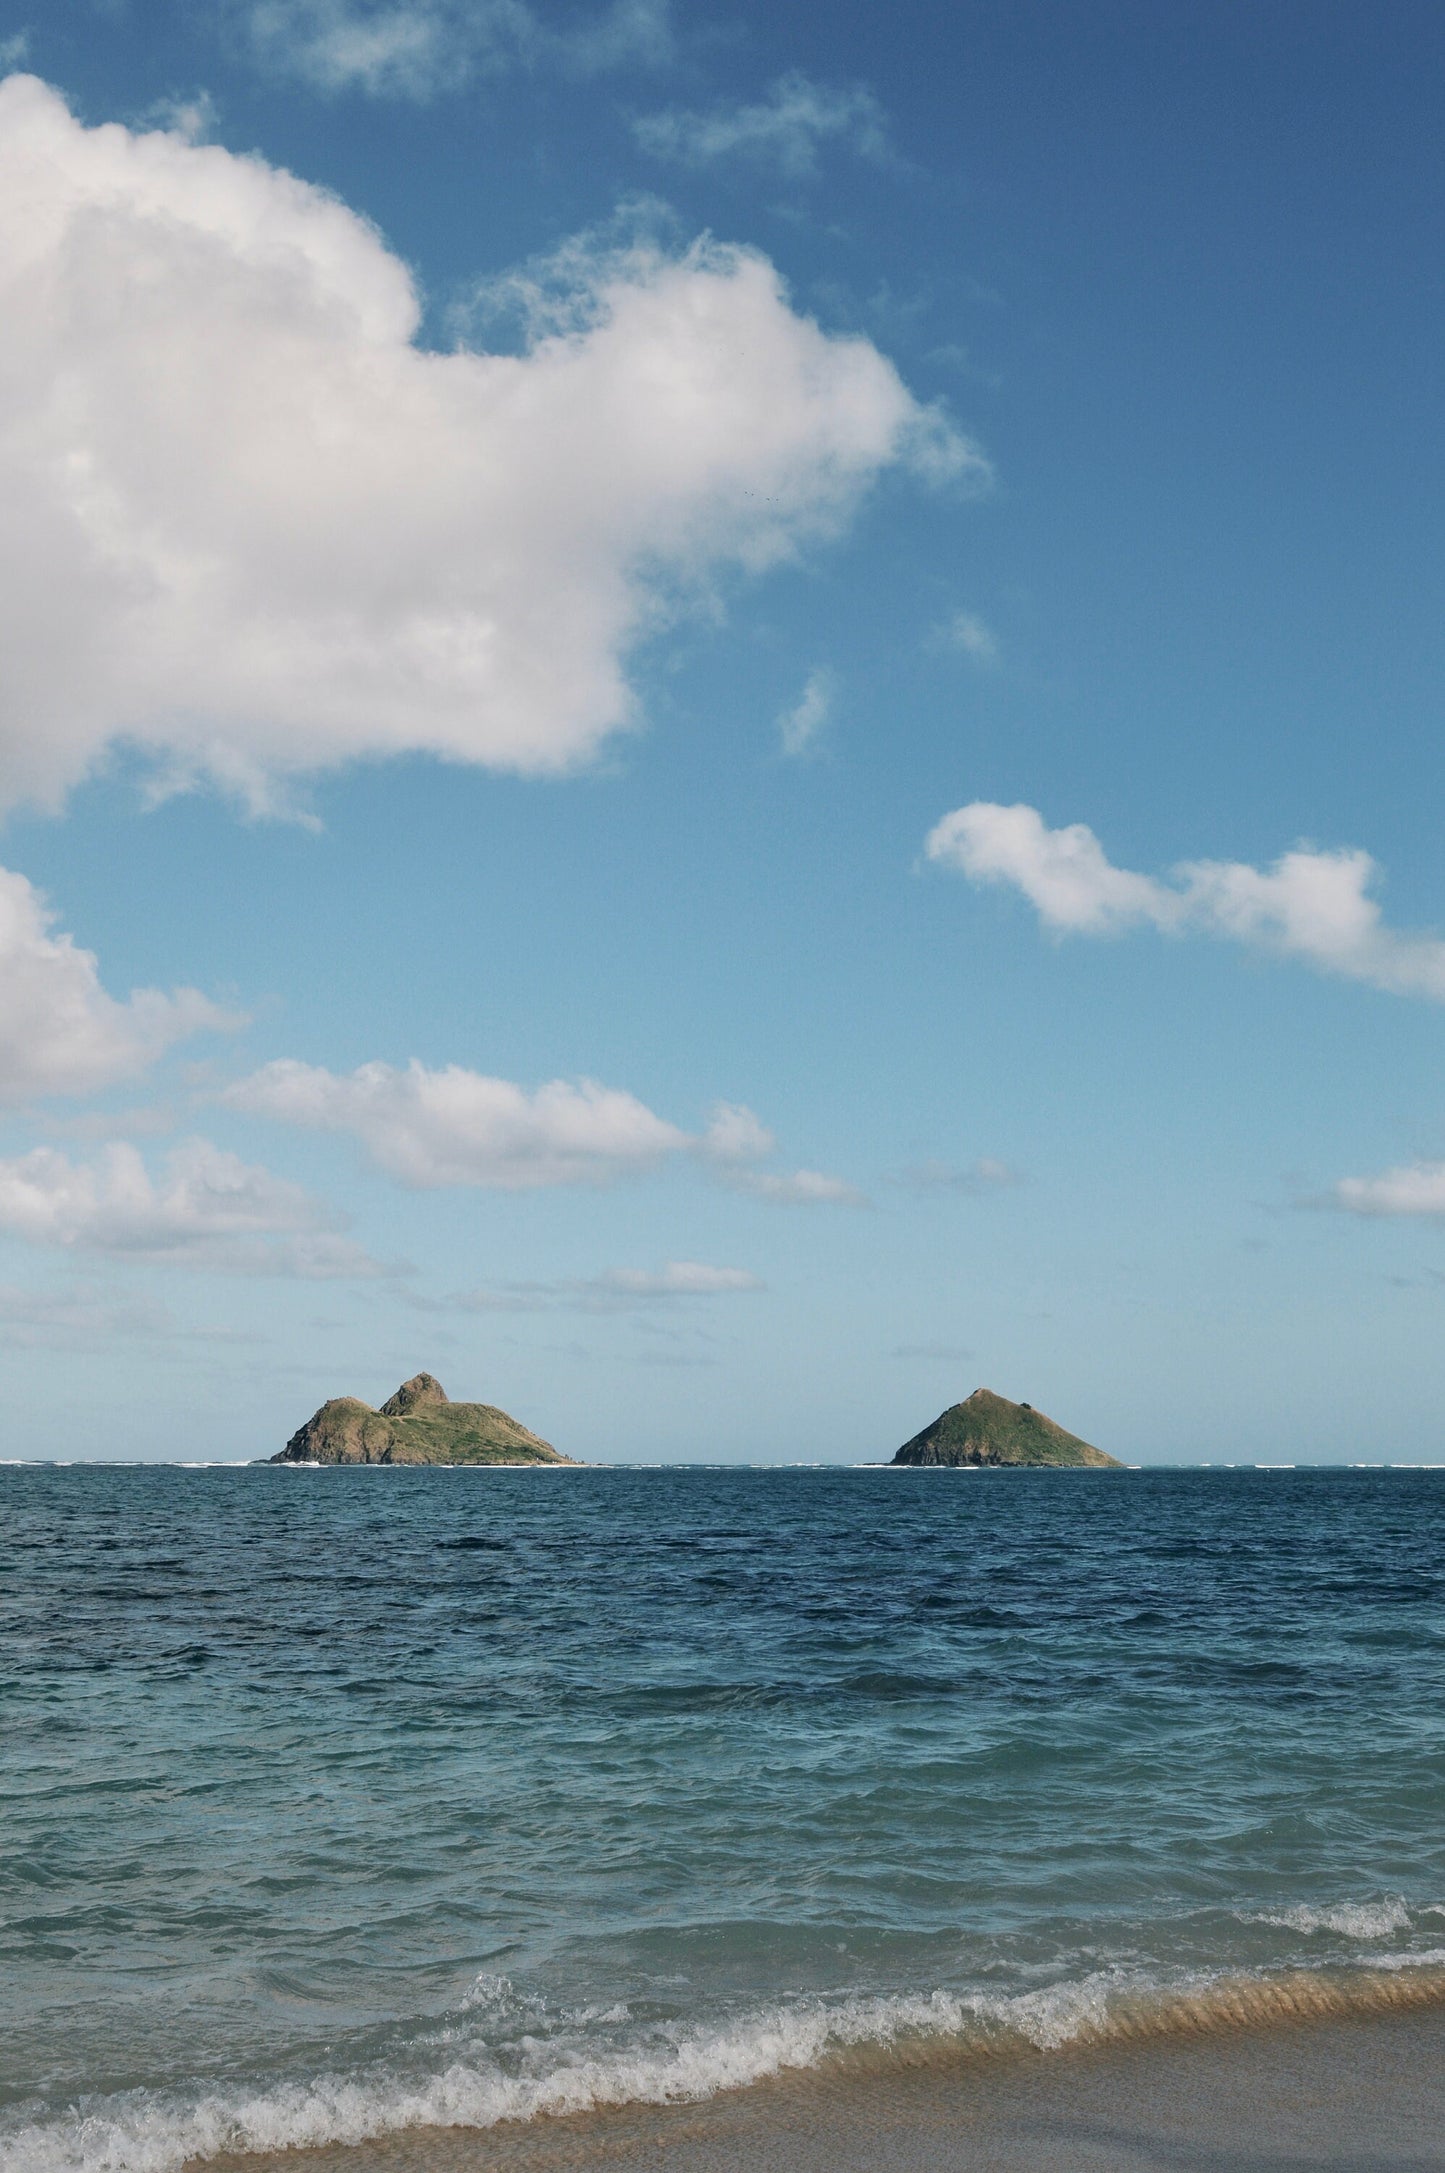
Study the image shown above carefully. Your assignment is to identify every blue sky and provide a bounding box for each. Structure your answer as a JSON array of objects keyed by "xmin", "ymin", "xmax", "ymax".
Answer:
[{"xmin": 1, "ymin": 0, "xmax": 1443, "ymax": 1462}]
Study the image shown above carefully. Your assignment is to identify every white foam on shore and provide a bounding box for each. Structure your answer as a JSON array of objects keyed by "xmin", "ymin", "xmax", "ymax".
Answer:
[
  {"xmin": 1252, "ymin": 1898, "xmax": 1413, "ymax": 1939},
  {"xmin": 9, "ymin": 1962, "xmax": 1445, "ymax": 2173}
]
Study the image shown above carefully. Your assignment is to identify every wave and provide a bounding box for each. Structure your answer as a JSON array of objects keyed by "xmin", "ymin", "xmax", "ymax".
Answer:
[
  {"xmin": 1249, "ymin": 1897, "xmax": 1414, "ymax": 1939},
  {"xmin": 9, "ymin": 1961, "xmax": 1445, "ymax": 2173}
]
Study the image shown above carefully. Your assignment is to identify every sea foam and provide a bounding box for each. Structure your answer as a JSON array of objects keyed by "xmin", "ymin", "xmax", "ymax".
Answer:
[
  {"xmin": 9, "ymin": 1964, "xmax": 1445, "ymax": 2173},
  {"xmin": 1251, "ymin": 1898, "xmax": 1414, "ymax": 1939}
]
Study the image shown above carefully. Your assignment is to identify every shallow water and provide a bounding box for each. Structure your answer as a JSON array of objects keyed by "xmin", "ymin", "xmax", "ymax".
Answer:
[{"xmin": 5, "ymin": 1464, "xmax": 1445, "ymax": 2171}]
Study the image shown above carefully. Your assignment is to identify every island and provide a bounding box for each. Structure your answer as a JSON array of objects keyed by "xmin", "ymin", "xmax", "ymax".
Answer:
[
  {"xmin": 891, "ymin": 1387, "xmax": 1120, "ymax": 1467},
  {"xmin": 271, "ymin": 1373, "xmax": 576, "ymax": 1466}
]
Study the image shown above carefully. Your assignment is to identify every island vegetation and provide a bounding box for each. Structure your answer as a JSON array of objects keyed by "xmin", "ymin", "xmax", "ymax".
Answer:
[
  {"xmin": 272, "ymin": 1373, "xmax": 574, "ymax": 1466},
  {"xmin": 891, "ymin": 1387, "xmax": 1119, "ymax": 1467}
]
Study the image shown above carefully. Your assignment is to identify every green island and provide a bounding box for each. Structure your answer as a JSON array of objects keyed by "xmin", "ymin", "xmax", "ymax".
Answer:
[
  {"xmin": 891, "ymin": 1387, "xmax": 1120, "ymax": 1468},
  {"xmin": 272, "ymin": 1373, "xmax": 575, "ymax": 1466}
]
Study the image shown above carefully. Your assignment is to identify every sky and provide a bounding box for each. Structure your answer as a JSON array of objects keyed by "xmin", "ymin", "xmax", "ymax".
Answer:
[{"xmin": 0, "ymin": 0, "xmax": 1443, "ymax": 1463}]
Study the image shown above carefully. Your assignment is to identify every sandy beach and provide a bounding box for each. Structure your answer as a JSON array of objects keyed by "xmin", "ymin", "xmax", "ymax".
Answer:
[{"xmin": 216, "ymin": 2001, "xmax": 1445, "ymax": 2173}]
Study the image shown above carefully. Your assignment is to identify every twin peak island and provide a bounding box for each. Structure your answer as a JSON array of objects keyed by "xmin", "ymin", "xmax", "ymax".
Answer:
[{"xmin": 273, "ymin": 1377, "xmax": 1121, "ymax": 1468}]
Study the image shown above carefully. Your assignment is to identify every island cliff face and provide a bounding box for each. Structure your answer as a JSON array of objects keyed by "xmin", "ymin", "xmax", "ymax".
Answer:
[
  {"xmin": 272, "ymin": 1374, "xmax": 574, "ymax": 1466},
  {"xmin": 891, "ymin": 1388, "xmax": 1120, "ymax": 1468}
]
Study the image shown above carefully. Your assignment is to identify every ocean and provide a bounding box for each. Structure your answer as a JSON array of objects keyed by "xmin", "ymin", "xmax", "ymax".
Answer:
[{"xmin": 5, "ymin": 1462, "xmax": 1445, "ymax": 2173}]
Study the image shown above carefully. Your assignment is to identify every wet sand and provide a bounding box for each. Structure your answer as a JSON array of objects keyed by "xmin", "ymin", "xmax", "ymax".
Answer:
[{"xmin": 214, "ymin": 2002, "xmax": 1445, "ymax": 2173}]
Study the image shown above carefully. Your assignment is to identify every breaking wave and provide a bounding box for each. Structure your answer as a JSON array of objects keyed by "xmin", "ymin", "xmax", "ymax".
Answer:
[
  {"xmin": 1249, "ymin": 1898, "xmax": 1414, "ymax": 1939},
  {"xmin": 8, "ymin": 1962, "xmax": 1445, "ymax": 2173}
]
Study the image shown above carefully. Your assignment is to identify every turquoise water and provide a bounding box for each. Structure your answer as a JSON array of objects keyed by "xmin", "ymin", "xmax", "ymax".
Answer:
[{"xmin": 5, "ymin": 1463, "xmax": 1445, "ymax": 2171}]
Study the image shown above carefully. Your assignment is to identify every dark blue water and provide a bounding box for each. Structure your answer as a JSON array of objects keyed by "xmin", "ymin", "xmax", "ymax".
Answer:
[{"xmin": 5, "ymin": 1464, "xmax": 1445, "ymax": 2171}]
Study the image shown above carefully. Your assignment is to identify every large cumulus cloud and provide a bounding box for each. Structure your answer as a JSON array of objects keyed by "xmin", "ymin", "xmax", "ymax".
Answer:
[{"xmin": 0, "ymin": 74, "xmax": 979, "ymax": 810}]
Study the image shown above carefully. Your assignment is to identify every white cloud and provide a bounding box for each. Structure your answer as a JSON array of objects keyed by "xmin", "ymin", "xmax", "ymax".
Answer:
[
  {"xmin": 724, "ymin": 1166, "xmax": 867, "ymax": 1206},
  {"xmin": 136, "ymin": 90, "xmax": 220, "ymax": 142},
  {"xmin": 700, "ymin": 1101, "xmax": 776, "ymax": 1163},
  {"xmin": 228, "ymin": 1062, "xmax": 862, "ymax": 1203},
  {"xmin": 242, "ymin": 0, "xmax": 671, "ymax": 98},
  {"xmin": 927, "ymin": 802, "xmax": 1445, "ymax": 998},
  {"xmin": 449, "ymin": 1258, "xmax": 763, "ymax": 1310},
  {"xmin": 927, "ymin": 803, "xmax": 1173, "ymax": 937},
  {"xmin": 599, "ymin": 1259, "xmax": 761, "ymax": 1295},
  {"xmin": 0, "ymin": 864, "xmax": 235, "ymax": 1101},
  {"xmin": 0, "ymin": 76, "xmax": 979, "ymax": 813},
  {"xmin": 635, "ymin": 72, "xmax": 888, "ymax": 177},
  {"xmin": 246, "ymin": 0, "xmax": 479, "ymax": 94},
  {"xmin": 696, "ymin": 1100, "xmax": 860, "ymax": 1200},
  {"xmin": 0, "ymin": 1137, "xmax": 382, "ymax": 1274},
  {"xmin": 778, "ymin": 667, "xmax": 834, "ymax": 758},
  {"xmin": 0, "ymin": 33, "xmax": 29, "ymax": 68},
  {"xmin": 938, "ymin": 609, "xmax": 998, "ymax": 666},
  {"xmin": 1328, "ymin": 1162, "xmax": 1445, "ymax": 1218},
  {"xmin": 226, "ymin": 1059, "xmax": 689, "ymax": 1188},
  {"xmin": 895, "ymin": 1156, "xmax": 1020, "ymax": 1194}
]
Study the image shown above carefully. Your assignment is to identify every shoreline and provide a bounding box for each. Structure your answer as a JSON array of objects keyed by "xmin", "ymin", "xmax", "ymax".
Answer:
[
  {"xmin": 19, "ymin": 1965, "xmax": 1445, "ymax": 2173},
  {"xmin": 199, "ymin": 1996, "xmax": 1445, "ymax": 2173}
]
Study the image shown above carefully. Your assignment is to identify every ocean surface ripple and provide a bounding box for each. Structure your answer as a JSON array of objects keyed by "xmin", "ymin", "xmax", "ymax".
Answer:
[{"xmin": 4, "ymin": 1464, "xmax": 1445, "ymax": 2171}]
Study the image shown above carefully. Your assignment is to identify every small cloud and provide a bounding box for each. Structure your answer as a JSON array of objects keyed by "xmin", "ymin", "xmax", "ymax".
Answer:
[
  {"xmin": 696, "ymin": 1098, "xmax": 861, "ymax": 1204},
  {"xmin": 891, "ymin": 1340, "xmax": 972, "ymax": 1361},
  {"xmin": 936, "ymin": 609, "xmax": 998, "ymax": 666},
  {"xmin": 724, "ymin": 1166, "xmax": 868, "ymax": 1206},
  {"xmin": 440, "ymin": 1259, "xmax": 763, "ymax": 1313},
  {"xmin": 137, "ymin": 89, "xmax": 219, "ymax": 140},
  {"xmin": 1321, "ymin": 1160, "xmax": 1445, "ymax": 1218},
  {"xmin": 256, "ymin": 1234, "xmax": 398, "ymax": 1279},
  {"xmin": 245, "ymin": 0, "xmax": 494, "ymax": 97},
  {"xmin": 777, "ymin": 667, "xmax": 835, "ymax": 759},
  {"xmin": 894, "ymin": 1157, "xmax": 1021, "ymax": 1195},
  {"xmin": 241, "ymin": 0, "xmax": 672, "ymax": 100},
  {"xmin": 634, "ymin": 71, "xmax": 888, "ymax": 179},
  {"xmin": 596, "ymin": 1260, "xmax": 762, "ymax": 1298},
  {"xmin": 927, "ymin": 801, "xmax": 1445, "ymax": 1000},
  {"xmin": 700, "ymin": 1101, "xmax": 775, "ymax": 1164},
  {"xmin": 0, "ymin": 32, "xmax": 29, "ymax": 68}
]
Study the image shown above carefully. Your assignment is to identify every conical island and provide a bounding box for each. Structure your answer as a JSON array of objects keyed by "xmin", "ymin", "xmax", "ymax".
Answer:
[
  {"xmin": 891, "ymin": 1387, "xmax": 1120, "ymax": 1468},
  {"xmin": 272, "ymin": 1373, "xmax": 575, "ymax": 1466}
]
